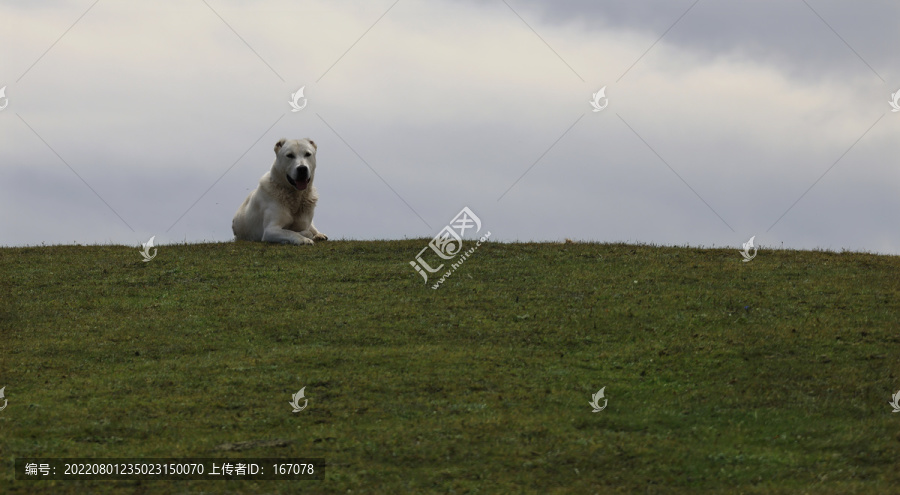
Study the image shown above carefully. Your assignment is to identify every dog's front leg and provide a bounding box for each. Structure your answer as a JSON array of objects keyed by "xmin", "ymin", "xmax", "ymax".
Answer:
[
  {"xmin": 301, "ymin": 221, "xmax": 328, "ymax": 242},
  {"xmin": 262, "ymin": 227, "xmax": 314, "ymax": 245}
]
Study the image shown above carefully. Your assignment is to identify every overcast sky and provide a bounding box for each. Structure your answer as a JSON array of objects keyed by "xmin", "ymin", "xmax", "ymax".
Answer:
[{"xmin": 1, "ymin": 0, "xmax": 898, "ymax": 254}]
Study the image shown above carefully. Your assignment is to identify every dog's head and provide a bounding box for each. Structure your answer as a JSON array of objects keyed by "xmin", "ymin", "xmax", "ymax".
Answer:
[{"xmin": 273, "ymin": 138, "xmax": 317, "ymax": 191}]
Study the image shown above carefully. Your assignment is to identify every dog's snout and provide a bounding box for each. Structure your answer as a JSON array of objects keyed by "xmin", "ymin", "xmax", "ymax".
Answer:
[{"xmin": 296, "ymin": 166, "xmax": 310, "ymax": 182}]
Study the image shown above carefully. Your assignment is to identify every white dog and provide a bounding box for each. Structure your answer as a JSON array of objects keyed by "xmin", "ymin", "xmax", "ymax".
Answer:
[{"xmin": 232, "ymin": 138, "xmax": 327, "ymax": 245}]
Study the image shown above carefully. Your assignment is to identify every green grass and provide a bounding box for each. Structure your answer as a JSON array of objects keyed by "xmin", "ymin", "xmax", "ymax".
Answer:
[{"xmin": 1, "ymin": 240, "xmax": 899, "ymax": 494}]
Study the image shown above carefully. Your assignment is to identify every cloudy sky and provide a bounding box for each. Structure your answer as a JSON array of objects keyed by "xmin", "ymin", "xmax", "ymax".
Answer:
[{"xmin": 1, "ymin": 0, "xmax": 898, "ymax": 254}]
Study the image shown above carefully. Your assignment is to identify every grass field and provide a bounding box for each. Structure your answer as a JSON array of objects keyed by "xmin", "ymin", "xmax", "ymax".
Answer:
[{"xmin": 1, "ymin": 239, "xmax": 899, "ymax": 493}]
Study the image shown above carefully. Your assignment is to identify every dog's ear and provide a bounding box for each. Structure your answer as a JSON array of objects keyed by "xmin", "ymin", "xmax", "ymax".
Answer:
[
  {"xmin": 307, "ymin": 139, "xmax": 317, "ymax": 151},
  {"xmin": 274, "ymin": 138, "xmax": 286, "ymax": 153}
]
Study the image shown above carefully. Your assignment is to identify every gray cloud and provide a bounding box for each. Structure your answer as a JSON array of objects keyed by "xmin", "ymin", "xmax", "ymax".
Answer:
[{"xmin": 500, "ymin": 0, "xmax": 899, "ymax": 82}]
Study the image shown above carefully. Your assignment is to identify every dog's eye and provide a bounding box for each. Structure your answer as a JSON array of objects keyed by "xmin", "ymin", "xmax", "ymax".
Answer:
[
  {"xmin": 286, "ymin": 153, "xmax": 296, "ymax": 159},
  {"xmin": 304, "ymin": 152, "xmax": 312, "ymax": 157}
]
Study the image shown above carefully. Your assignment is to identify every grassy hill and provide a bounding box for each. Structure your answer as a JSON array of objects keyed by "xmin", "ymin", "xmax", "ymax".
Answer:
[{"xmin": 1, "ymin": 240, "xmax": 899, "ymax": 493}]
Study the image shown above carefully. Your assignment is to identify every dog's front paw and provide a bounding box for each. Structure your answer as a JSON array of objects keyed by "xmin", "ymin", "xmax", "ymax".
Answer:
[
  {"xmin": 296, "ymin": 235, "xmax": 315, "ymax": 246},
  {"xmin": 313, "ymin": 232, "xmax": 328, "ymax": 242}
]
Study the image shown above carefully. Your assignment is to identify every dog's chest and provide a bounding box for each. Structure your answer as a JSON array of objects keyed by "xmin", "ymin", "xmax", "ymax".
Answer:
[
  {"xmin": 275, "ymin": 187, "xmax": 317, "ymax": 227},
  {"xmin": 287, "ymin": 191, "xmax": 316, "ymax": 216}
]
